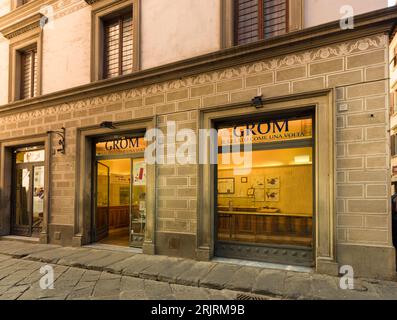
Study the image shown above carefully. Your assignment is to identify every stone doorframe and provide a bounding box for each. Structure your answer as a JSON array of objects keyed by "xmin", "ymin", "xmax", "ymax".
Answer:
[
  {"xmin": 197, "ymin": 89, "xmax": 339, "ymax": 275},
  {"xmin": 73, "ymin": 117, "xmax": 157, "ymax": 255},
  {"xmin": 0, "ymin": 134, "xmax": 52, "ymax": 243}
]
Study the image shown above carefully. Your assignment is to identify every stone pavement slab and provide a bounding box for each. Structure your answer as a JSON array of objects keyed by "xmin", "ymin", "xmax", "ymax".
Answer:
[
  {"xmin": 200, "ymin": 263, "xmax": 241, "ymax": 290},
  {"xmin": 140, "ymin": 256, "xmax": 182, "ymax": 281},
  {"xmin": 224, "ymin": 266, "xmax": 261, "ymax": 292},
  {"xmin": 310, "ymin": 273, "xmax": 341, "ymax": 300},
  {"xmin": 57, "ymin": 248, "xmax": 104, "ymax": 267},
  {"xmin": 144, "ymin": 279, "xmax": 174, "ymax": 300},
  {"xmin": 0, "ymin": 254, "xmax": 11, "ymax": 263},
  {"xmin": 0, "ymin": 241, "xmax": 32, "ymax": 255},
  {"xmin": 283, "ymin": 272, "xmax": 314, "ymax": 299},
  {"xmin": 27, "ymin": 247, "xmax": 82, "ymax": 263},
  {"xmin": 93, "ymin": 273, "xmax": 121, "ymax": 298},
  {"xmin": 157, "ymin": 259, "xmax": 196, "ymax": 283},
  {"xmin": 372, "ymin": 280, "xmax": 397, "ymax": 300},
  {"xmin": 171, "ymin": 283, "xmax": 211, "ymax": 300},
  {"xmin": 122, "ymin": 255, "xmax": 166, "ymax": 277},
  {"xmin": 86, "ymin": 251, "xmax": 133, "ymax": 271},
  {"xmin": 252, "ymin": 269, "xmax": 287, "ymax": 297},
  {"xmin": 176, "ymin": 261, "xmax": 217, "ymax": 287},
  {"xmin": 0, "ymin": 241, "xmax": 59, "ymax": 258},
  {"xmin": 104, "ymin": 256, "xmax": 137, "ymax": 273},
  {"xmin": 1, "ymin": 240, "xmax": 397, "ymax": 300}
]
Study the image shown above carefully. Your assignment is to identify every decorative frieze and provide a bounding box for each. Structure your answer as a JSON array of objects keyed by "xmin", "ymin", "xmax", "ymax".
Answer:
[{"xmin": 0, "ymin": 34, "xmax": 387, "ymax": 126}]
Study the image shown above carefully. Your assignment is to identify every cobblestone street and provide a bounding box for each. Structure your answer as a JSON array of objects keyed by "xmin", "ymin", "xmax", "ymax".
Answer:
[{"xmin": 0, "ymin": 240, "xmax": 396, "ymax": 300}]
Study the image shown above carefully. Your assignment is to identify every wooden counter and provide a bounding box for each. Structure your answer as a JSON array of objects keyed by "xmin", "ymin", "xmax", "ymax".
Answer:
[{"xmin": 218, "ymin": 210, "xmax": 312, "ymax": 218}]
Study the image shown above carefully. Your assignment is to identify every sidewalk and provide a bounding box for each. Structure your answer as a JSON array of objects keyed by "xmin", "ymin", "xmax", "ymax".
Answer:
[{"xmin": 0, "ymin": 239, "xmax": 396, "ymax": 300}]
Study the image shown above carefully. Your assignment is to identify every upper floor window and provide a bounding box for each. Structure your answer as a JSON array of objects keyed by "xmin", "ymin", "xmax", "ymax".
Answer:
[
  {"xmin": 103, "ymin": 11, "xmax": 133, "ymax": 79},
  {"xmin": 20, "ymin": 46, "xmax": 38, "ymax": 100},
  {"xmin": 0, "ymin": 13, "xmax": 43, "ymax": 102},
  {"xmin": 90, "ymin": 0, "xmax": 140, "ymax": 82},
  {"xmin": 235, "ymin": 0, "xmax": 288, "ymax": 45},
  {"xmin": 13, "ymin": 0, "xmax": 35, "ymax": 9}
]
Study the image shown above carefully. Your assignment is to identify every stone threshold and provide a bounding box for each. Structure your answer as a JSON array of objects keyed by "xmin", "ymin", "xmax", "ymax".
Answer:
[{"xmin": 0, "ymin": 240, "xmax": 396, "ymax": 300}]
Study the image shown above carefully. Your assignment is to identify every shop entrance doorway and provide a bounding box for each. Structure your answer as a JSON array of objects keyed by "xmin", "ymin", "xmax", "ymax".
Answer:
[
  {"xmin": 93, "ymin": 136, "xmax": 146, "ymax": 248},
  {"xmin": 11, "ymin": 146, "xmax": 45, "ymax": 237}
]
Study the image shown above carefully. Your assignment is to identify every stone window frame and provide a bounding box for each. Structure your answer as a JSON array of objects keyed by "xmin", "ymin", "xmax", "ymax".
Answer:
[
  {"xmin": 0, "ymin": 13, "xmax": 44, "ymax": 103},
  {"xmin": 0, "ymin": 134, "xmax": 52, "ymax": 243},
  {"xmin": 221, "ymin": 0, "xmax": 304, "ymax": 49},
  {"xmin": 198, "ymin": 89, "xmax": 338, "ymax": 275},
  {"xmin": 11, "ymin": 0, "xmax": 37, "ymax": 11},
  {"xmin": 74, "ymin": 117, "xmax": 156, "ymax": 255},
  {"xmin": 88, "ymin": 0, "xmax": 141, "ymax": 82}
]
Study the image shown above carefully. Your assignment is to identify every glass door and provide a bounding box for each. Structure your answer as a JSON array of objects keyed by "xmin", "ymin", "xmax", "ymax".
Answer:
[
  {"xmin": 130, "ymin": 158, "xmax": 146, "ymax": 247},
  {"xmin": 95, "ymin": 162, "xmax": 110, "ymax": 242},
  {"xmin": 32, "ymin": 165, "xmax": 45, "ymax": 235},
  {"xmin": 14, "ymin": 166, "xmax": 33, "ymax": 236},
  {"xmin": 12, "ymin": 147, "xmax": 45, "ymax": 237}
]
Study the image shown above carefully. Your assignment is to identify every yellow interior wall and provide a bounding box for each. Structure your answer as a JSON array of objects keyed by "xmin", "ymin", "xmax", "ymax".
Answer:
[{"xmin": 218, "ymin": 164, "xmax": 313, "ymax": 216}]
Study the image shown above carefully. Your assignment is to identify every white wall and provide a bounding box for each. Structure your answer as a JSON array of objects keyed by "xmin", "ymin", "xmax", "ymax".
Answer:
[
  {"xmin": 0, "ymin": 34, "xmax": 9, "ymax": 105},
  {"xmin": 0, "ymin": 0, "xmax": 10, "ymax": 105},
  {"xmin": 0, "ymin": 0, "xmax": 10, "ymax": 16},
  {"xmin": 141, "ymin": 0, "xmax": 221, "ymax": 70},
  {"xmin": 41, "ymin": 5, "xmax": 91, "ymax": 95},
  {"xmin": 304, "ymin": 0, "xmax": 389, "ymax": 28}
]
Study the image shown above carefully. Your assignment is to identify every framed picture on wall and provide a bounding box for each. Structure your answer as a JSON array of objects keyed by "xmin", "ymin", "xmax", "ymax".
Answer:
[
  {"xmin": 265, "ymin": 176, "xmax": 280, "ymax": 188},
  {"xmin": 247, "ymin": 188, "xmax": 255, "ymax": 197},
  {"xmin": 241, "ymin": 177, "xmax": 248, "ymax": 183},
  {"xmin": 218, "ymin": 178, "xmax": 235, "ymax": 194},
  {"xmin": 265, "ymin": 189, "xmax": 280, "ymax": 202}
]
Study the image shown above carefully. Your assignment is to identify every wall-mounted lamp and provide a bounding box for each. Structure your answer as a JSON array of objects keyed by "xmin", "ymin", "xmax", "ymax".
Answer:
[
  {"xmin": 47, "ymin": 127, "xmax": 66, "ymax": 154},
  {"xmin": 251, "ymin": 95, "xmax": 264, "ymax": 109},
  {"xmin": 100, "ymin": 121, "xmax": 117, "ymax": 130}
]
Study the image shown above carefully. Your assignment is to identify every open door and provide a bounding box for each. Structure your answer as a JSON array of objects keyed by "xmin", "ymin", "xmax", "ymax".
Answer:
[{"xmin": 94, "ymin": 161, "xmax": 110, "ymax": 242}]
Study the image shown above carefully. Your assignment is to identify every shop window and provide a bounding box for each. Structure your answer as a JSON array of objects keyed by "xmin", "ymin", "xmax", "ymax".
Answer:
[
  {"xmin": 216, "ymin": 115, "xmax": 314, "ymax": 265},
  {"xmin": 90, "ymin": 0, "xmax": 140, "ymax": 81},
  {"xmin": 235, "ymin": 0, "xmax": 288, "ymax": 45}
]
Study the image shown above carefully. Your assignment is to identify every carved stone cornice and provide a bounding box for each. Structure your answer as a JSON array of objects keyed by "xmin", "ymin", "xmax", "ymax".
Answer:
[{"xmin": 0, "ymin": 13, "xmax": 44, "ymax": 39}]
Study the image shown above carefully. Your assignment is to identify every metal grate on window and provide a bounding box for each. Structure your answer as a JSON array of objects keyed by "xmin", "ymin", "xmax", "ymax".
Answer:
[
  {"xmin": 20, "ymin": 47, "xmax": 38, "ymax": 100},
  {"xmin": 103, "ymin": 11, "xmax": 133, "ymax": 79}
]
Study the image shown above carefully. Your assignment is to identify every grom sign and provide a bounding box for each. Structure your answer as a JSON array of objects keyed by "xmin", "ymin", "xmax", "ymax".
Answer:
[
  {"xmin": 96, "ymin": 136, "xmax": 146, "ymax": 156},
  {"xmin": 217, "ymin": 117, "xmax": 312, "ymax": 146}
]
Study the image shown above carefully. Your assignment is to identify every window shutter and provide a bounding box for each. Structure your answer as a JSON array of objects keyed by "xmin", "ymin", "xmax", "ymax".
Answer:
[
  {"xmin": 392, "ymin": 135, "xmax": 397, "ymax": 157},
  {"xmin": 20, "ymin": 48, "xmax": 37, "ymax": 100},
  {"xmin": 235, "ymin": 0, "xmax": 259, "ymax": 45},
  {"xmin": 121, "ymin": 15, "xmax": 133, "ymax": 75},
  {"xmin": 235, "ymin": 0, "xmax": 289, "ymax": 45},
  {"xmin": 103, "ymin": 12, "xmax": 133, "ymax": 79},
  {"xmin": 263, "ymin": 0, "xmax": 287, "ymax": 39}
]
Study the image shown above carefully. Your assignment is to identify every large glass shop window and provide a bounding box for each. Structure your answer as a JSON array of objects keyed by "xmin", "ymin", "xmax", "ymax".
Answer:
[
  {"xmin": 216, "ymin": 116, "xmax": 314, "ymax": 250},
  {"xmin": 94, "ymin": 136, "xmax": 146, "ymax": 248}
]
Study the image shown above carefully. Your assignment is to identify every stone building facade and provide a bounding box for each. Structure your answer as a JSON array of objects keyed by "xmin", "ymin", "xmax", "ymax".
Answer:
[{"xmin": 0, "ymin": 0, "xmax": 396, "ymax": 280}]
